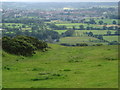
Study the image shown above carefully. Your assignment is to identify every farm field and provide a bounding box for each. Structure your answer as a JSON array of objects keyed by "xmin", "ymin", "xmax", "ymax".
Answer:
[
  {"xmin": 54, "ymin": 30, "xmax": 116, "ymax": 35},
  {"xmin": 54, "ymin": 30, "xmax": 118, "ymax": 45},
  {"xmin": 103, "ymin": 36, "xmax": 119, "ymax": 42},
  {"xmin": 55, "ymin": 19, "xmax": 119, "ymax": 29},
  {"xmin": 85, "ymin": 18, "xmax": 118, "ymax": 25},
  {"xmin": 2, "ymin": 23, "xmax": 31, "ymax": 31},
  {"xmin": 2, "ymin": 44, "xmax": 118, "ymax": 88},
  {"xmin": 3, "ymin": 23, "xmax": 24, "ymax": 27},
  {"xmin": 54, "ymin": 30, "xmax": 67, "ymax": 34},
  {"xmin": 50, "ymin": 20, "xmax": 71, "ymax": 24},
  {"xmin": 95, "ymin": 19, "xmax": 118, "ymax": 25},
  {"xmin": 74, "ymin": 30, "xmax": 116, "ymax": 36},
  {"xmin": 55, "ymin": 23, "xmax": 103, "ymax": 29},
  {"xmin": 58, "ymin": 36, "xmax": 107, "ymax": 45}
]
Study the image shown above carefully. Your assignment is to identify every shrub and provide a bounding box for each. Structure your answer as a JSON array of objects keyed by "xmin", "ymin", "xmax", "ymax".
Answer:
[
  {"xmin": 2, "ymin": 36, "xmax": 48, "ymax": 56},
  {"xmin": 63, "ymin": 69, "xmax": 71, "ymax": 71},
  {"xmin": 15, "ymin": 35, "xmax": 48, "ymax": 51},
  {"xmin": 93, "ymin": 44, "xmax": 103, "ymax": 46},
  {"xmin": 105, "ymin": 57, "xmax": 117, "ymax": 61},
  {"xmin": 76, "ymin": 43, "xmax": 88, "ymax": 46},
  {"xmin": 60, "ymin": 43, "xmax": 71, "ymax": 46}
]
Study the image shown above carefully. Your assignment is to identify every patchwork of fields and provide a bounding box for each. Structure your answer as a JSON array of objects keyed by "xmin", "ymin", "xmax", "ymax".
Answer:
[
  {"xmin": 2, "ymin": 22, "xmax": 119, "ymax": 45},
  {"xmin": 54, "ymin": 30, "xmax": 118, "ymax": 45},
  {"xmin": 55, "ymin": 19, "xmax": 118, "ymax": 29}
]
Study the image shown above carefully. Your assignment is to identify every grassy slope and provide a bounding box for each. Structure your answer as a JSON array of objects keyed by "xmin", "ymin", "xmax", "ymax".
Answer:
[
  {"xmin": 3, "ymin": 44, "xmax": 118, "ymax": 88},
  {"xmin": 0, "ymin": 50, "xmax": 2, "ymax": 89}
]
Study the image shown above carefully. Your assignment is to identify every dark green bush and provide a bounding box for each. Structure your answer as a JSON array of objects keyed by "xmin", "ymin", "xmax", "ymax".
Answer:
[
  {"xmin": 2, "ymin": 36, "xmax": 48, "ymax": 56},
  {"xmin": 93, "ymin": 43, "xmax": 103, "ymax": 46},
  {"xmin": 76, "ymin": 43, "xmax": 88, "ymax": 46},
  {"xmin": 14, "ymin": 35, "xmax": 48, "ymax": 50}
]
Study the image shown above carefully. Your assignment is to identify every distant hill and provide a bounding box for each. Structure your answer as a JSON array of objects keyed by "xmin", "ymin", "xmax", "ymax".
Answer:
[{"xmin": 2, "ymin": 2, "xmax": 118, "ymax": 10}]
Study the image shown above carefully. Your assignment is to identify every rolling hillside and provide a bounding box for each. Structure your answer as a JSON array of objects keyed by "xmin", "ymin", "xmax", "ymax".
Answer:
[{"xmin": 3, "ymin": 44, "xmax": 118, "ymax": 88}]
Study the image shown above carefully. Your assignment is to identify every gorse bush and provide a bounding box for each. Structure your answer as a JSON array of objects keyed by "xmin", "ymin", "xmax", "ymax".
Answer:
[
  {"xmin": 93, "ymin": 43, "xmax": 103, "ymax": 46},
  {"xmin": 2, "ymin": 36, "xmax": 48, "ymax": 56},
  {"xmin": 76, "ymin": 43, "xmax": 88, "ymax": 46},
  {"xmin": 14, "ymin": 36, "xmax": 48, "ymax": 50}
]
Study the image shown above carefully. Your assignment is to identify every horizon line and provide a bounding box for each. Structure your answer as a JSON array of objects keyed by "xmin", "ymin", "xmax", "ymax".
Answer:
[{"xmin": 1, "ymin": 1, "xmax": 119, "ymax": 2}]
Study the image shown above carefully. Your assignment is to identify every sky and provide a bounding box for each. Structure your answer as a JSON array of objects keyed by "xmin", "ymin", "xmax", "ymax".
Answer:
[{"xmin": 1, "ymin": 0, "xmax": 120, "ymax": 2}]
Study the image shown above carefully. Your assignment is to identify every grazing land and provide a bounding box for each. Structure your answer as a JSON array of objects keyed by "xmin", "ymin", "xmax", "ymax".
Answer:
[
  {"xmin": 58, "ymin": 37, "xmax": 107, "ymax": 45},
  {"xmin": 1, "ymin": 2, "xmax": 119, "ymax": 88},
  {"xmin": 103, "ymin": 36, "xmax": 119, "ymax": 42},
  {"xmin": 3, "ymin": 44, "xmax": 118, "ymax": 88}
]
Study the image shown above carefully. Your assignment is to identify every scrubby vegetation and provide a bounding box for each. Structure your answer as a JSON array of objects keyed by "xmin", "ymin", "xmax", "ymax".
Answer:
[{"xmin": 2, "ymin": 36, "xmax": 48, "ymax": 56}]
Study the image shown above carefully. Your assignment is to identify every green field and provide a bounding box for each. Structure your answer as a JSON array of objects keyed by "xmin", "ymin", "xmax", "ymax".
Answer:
[
  {"xmin": 55, "ymin": 18, "xmax": 119, "ymax": 29},
  {"xmin": 54, "ymin": 30, "xmax": 118, "ymax": 44},
  {"xmin": 54, "ymin": 30, "xmax": 116, "ymax": 36},
  {"xmin": 103, "ymin": 36, "xmax": 119, "ymax": 42},
  {"xmin": 3, "ymin": 23, "xmax": 24, "ymax": 28},
  {"xmin": 2, "ymin": 23, "xmax": 31, "ymax": 30},
  {"xmin": 58, "ymin": 36, "xmax": 107, "ymax": 45},
  {"xmin": 85, "ymin": 18, "xmax": 118, "ymax": 25},
  {"xmin": 54, "ymin": 30, "xmax": 67, "ymax": 34},
  {"xmin": 51, "ymin": 20, "xmax": 71, "ymax": 24},
  {"xmin": 54, "ymin": 30, "xmax": 118, "ymax": 45},
  {"xmin": 95, "ymin": 19, "xmax": 118, "ymax": 25},
  {"xmin": 3, "ymin": 44, "xmax": 118, "ymax": 88},
  {"xmin": 74, "ymin": 30, "xmax": 116, "ymax": 36},
  {"xmin": 55, "ymin": 23, "xmax": 103, "ymax": 29}
]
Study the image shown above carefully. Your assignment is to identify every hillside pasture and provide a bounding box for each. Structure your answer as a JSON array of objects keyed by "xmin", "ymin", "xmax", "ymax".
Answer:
[{"xmin": 2, "ymin": 44, "xmax": 118, "ymax": 88}]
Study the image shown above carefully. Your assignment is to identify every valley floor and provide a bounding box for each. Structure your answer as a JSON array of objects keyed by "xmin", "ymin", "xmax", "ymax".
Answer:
[{"xmin": 2, "ymin": 44, "xmax": 118, "ymax": 88}]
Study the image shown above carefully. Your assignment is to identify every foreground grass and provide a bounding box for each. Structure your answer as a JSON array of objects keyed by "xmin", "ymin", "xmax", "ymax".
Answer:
[
  {"xmin": 0, "ymin": 50, "xmax": 2, "ymax": 89},
  {"xmin": 2, "ymin": 44, "xmax": 118, "ymax": 88}
]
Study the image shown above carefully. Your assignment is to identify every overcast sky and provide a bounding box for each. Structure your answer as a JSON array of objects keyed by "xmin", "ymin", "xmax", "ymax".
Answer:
[{"xmin": 1, "ymin": 0, "xmax": 120, "ymax": 2}]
